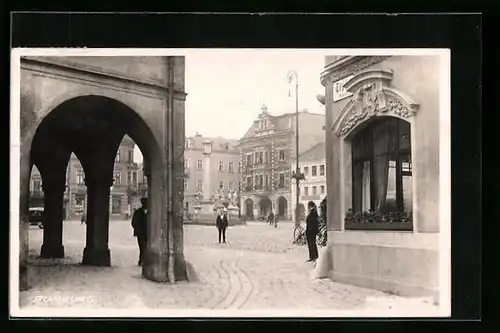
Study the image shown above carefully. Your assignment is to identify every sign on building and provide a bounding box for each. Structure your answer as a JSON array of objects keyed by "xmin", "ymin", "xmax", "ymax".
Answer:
[{"xmin": 333, "ymin": 75, "xmax": 354, "ymax": 102}]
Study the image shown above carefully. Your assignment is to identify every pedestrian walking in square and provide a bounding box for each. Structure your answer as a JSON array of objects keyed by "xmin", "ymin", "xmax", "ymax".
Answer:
[
  {"xmin": 306, "ymin": 201, "xmax": 319, "ymax": 262},
  {"xmin": 216, "ymin": 208, "xmax": 228, "ymax": 243},
  {"xmin": 131, "ymin": 197, "xmax": 148, "ymax": 265},
  {"xmin": 267, "ymin": 211, "xmax": 275, "ymax": 226}
]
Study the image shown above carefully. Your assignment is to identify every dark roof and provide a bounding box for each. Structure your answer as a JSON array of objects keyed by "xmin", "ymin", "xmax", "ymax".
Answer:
[
  {"xmin": 298, "ymin": 142, "xmax": 326, "ymax": 161},
  {"xmin": 186, "ymin": 135, "xmax": 239, "ymax": 152},
  {"xmin": 241, "ymin": 109, "xmax": 324, "ymax": 140}
]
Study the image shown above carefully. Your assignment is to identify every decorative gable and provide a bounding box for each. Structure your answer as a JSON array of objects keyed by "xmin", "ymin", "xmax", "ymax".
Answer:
[{"xmin": 332, "ymin": 69, "xmax": 420, "ymax": 138}]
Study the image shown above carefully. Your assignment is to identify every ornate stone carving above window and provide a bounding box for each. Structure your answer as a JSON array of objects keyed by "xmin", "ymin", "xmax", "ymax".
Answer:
[{"xmin": 332, "ymin": 69, "xmax": 419, "ymax": 138}]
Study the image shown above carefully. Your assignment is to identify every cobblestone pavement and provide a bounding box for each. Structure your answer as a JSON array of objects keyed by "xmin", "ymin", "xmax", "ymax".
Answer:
[{"xmin": 19, "ymin": 221, "xmax": 435, "ymax": 312}]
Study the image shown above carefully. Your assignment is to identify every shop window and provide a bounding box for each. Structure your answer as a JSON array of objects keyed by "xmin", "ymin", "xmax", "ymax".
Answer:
[{"xmin": 346, "ymin": 117, "xmax": 413, "ymax": 231}]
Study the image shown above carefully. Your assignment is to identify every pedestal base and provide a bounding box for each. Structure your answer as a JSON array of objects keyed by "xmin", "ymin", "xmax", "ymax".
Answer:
[
  {"xmin": 82, "ymin": 247, "xmax": 111, "ymax": 266},
  {"xmin": 40, "ymin": 243, "xmax": 65, "ymax": 258}
]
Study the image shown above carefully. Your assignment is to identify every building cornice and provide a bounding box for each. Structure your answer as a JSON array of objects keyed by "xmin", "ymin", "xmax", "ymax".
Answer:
[
  {"xmin": 21, "ymin": 56, "xmax": 188, "ymax": 100},
  {"xmin": 320, "ymin": 56, "xmax": 391, "ymax": 86}
]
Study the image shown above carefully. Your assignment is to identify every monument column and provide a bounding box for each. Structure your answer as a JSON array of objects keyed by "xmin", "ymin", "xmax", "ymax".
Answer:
[
  {"xmin": 202, "ymin": 140, "xmax": 212, "ymax": 201},
  {"xmin": 82, "ymin": 176, "xmax": 113, "ymax": 266},
  {"xmin": 40, "ymin": 176, "xmax": 66, "ymax": 258}
]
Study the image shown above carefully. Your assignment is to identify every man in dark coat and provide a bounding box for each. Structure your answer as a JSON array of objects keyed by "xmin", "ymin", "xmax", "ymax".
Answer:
[
  {"xmin": 216, "ymin": 208, "xmax": 229, "ymax": 244},
  {"xmin": 305, "ymin": 201, "xmax": 319, "ymax": 262},
  {"xmin": 267, "ymin": 211, "xmax": 275, "ymax": 226},
  {"xmin": 131, "ymin": 197, "xmax": 148, "ymax": 265}
]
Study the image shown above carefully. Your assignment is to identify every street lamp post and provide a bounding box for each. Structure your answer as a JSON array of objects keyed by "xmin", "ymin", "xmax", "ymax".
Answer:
[{"xmin": 287, "ymin": 70, "xmax": 304, "ymax": 228}]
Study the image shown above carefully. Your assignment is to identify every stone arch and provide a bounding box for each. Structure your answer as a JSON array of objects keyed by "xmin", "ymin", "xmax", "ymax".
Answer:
[
  {"xmin": 25, "ymin": 94, "xmax": 165, "ymax": 266},
  {"xmin": 258, "ymin": 196, "xmax": 272, "ymax": 216},
  {"xmin": 277, "ymin": 196, "xmax": 288, "ymax": 218},
  {"xmin": 244, "ymin": 198, "xmax": 254, "ymax": 218},
  {"xmin": 332, "ymin": 69, "xmax": 420, "ymax": 139}
]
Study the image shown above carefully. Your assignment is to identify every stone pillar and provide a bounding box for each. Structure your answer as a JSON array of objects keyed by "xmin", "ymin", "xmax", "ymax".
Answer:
[
  {"xmin": 82, "ymin": 177, "xmax": 112, "ymax": 266},
  {"xmin": 40, "ymin": 180, "xmax": 65, "ymax": 258},
  {"xmin": 109, "ymin": 191, "xmax": 113, "ymax": 216},
  {"xmin": 19, "ymin": 153, "xmax": 32, "ymax": 290}
]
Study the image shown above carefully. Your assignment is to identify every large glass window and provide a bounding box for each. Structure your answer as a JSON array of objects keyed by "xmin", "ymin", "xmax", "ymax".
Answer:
[{"xmin": 351, "ymin": 117, "xmax": 412, "ymax": 215}]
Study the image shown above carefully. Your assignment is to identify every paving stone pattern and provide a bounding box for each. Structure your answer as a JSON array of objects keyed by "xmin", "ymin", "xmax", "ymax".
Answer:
[{"xmin": 20, "ymin": 221, "xmax": 419, "ymax": 310}]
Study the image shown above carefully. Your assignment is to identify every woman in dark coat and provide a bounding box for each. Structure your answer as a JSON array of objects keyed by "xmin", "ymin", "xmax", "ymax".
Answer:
[{"xmin": 305, "ymin": 201, "xmax": 319, "ymax": 262}]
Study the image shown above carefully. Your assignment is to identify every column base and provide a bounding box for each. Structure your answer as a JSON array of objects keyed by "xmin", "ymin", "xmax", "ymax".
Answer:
[
  {"xmin": 173, "ymin": 252, "xmax": 188, "ymax": 282},
  {"xmin": 82, "ymin": 247, "xmax": 111, "ymax": 266},
  {"xmin": 142, "ymin": 251, "xmax": 188, "ymax": 282},
  {"xmin": 40, "ymin": 243, "xmax": 65, "ymax": 258},
  {"xmin": 142, "ymin": 250, "xmax": 169, "ymax": 282}
]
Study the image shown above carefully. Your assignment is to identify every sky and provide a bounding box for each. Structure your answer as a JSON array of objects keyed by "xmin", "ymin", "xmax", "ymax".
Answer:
[{"xmin": 134, "ymin": 50, "xmax": 326, "ymax": 163}]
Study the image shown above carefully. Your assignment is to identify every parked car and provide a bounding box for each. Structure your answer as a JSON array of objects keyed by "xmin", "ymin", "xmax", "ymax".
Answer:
[{"xmin": 29, "ymin": 207, "xmax": 44, "ymax": 229}]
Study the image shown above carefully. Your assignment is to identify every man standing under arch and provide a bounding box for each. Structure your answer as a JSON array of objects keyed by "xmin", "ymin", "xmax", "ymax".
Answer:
[{"xmin": 131, "ymin": 197, "xmax": 148, "ymax": 265}]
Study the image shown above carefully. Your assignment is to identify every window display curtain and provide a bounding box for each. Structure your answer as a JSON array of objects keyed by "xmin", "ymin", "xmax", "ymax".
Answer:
[
  {"xmin": 373, "ymin": 122, "xmax": 395, "ymax": 212},
  {"xmin": 362, "ymin": 161, "xmax": 371, "ymax": 211}
]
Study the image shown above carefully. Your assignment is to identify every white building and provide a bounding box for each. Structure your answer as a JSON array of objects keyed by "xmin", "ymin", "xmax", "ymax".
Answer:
[{"xmin": 291, "ymin": 142, "xmax": 327, "ymax": 221}]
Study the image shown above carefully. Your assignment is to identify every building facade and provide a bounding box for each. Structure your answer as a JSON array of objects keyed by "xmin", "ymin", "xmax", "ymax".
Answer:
[
  {"xmin": 183, "ymin": 134, "xmax": 240, "ymax": 216},
  {"xmin": 290, "ymin": 142, "xmax": 327, "ymax": 221},
  {"xmin": 29, "ymin": 135, "xmax": 142, "ymax": 220},
  {"xmin": 320, "ymin": 55, "xmax": 446, "ymax": 303},
  {"xmin": 239, "ymin": 105, "xmax": 325, "ymax": 220}
]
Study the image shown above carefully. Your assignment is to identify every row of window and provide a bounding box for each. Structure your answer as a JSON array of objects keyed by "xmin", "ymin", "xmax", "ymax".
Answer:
[
  {"xmin": 185, "ymin": 180, "xmax": 236, "ymax": 192},
  {"xmin": 245, "ymin": 149, "xmax": 286, "ymax": 166},
  {"xmin": 114, "ymin": 149, "xmax": 134, "ymax": 163},
  {"xmin": 74, "ymin": 169, "xmax": 139, "ymax": 187},
  {"xmin": 245, "ymin": 173, "xmax": 286, "ymax": 190},
  {"xmin": 299, "ymin": 185, "xmax": 326, "ymax": 196},
  {"xmin": 185, "ymin": 159, "xmax": 237, "ymax": 172},
  {"xmin": 299, "ymin": 164, "xmax": 325, "ymax": 177}
]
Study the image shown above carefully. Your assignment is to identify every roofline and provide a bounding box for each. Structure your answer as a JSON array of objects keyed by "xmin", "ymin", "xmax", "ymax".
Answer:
[{"xmin": 296, "ymin": 142, "xmax": 326, "ymax": 158}]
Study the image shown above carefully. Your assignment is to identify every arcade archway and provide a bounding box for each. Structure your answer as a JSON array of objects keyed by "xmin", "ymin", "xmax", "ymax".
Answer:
[
  {"xmin": 244, "ymin": 198, "xmax": 254, "ymax": 219},
  {"xmin": 277, "ymin": 196, "xmax": 288, "ymax": 219},
  {"xmin": 25, "ymin": 95, "xmax": 183, "ymax": 281},
  {"xmin": 259, "ymin": 197, "xmax": 272, "ymax": 217}
]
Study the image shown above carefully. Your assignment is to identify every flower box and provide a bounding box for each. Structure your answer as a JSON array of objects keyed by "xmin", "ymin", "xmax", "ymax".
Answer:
[{"xmin": 344, "ymin": 210, "xmax": 413, "ymax": 231}]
